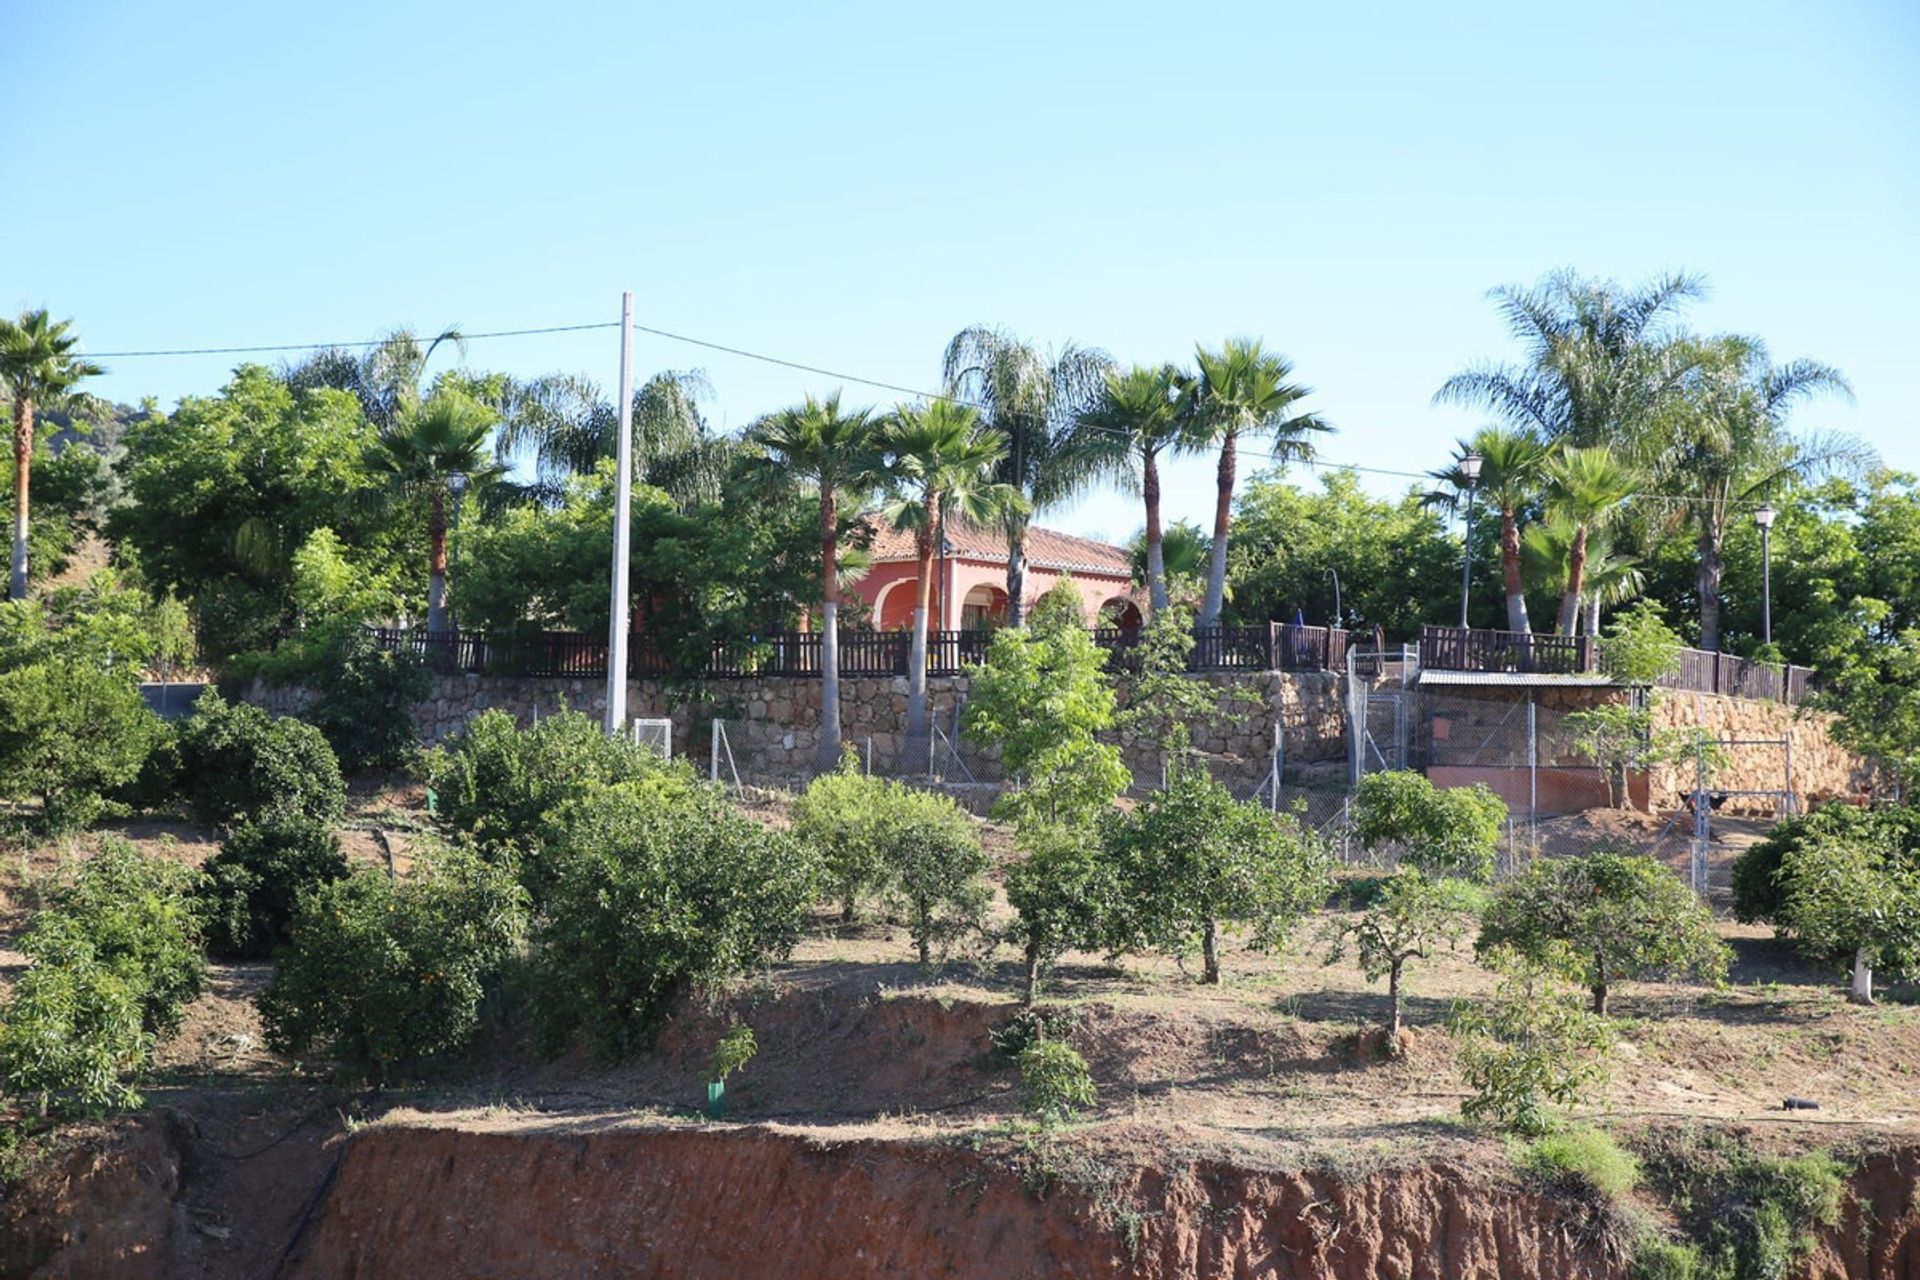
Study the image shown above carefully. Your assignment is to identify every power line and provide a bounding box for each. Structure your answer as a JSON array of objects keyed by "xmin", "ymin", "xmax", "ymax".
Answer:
[{"xmin": 82, "ymin": 321, "xmax": 620, "ymax": 359}]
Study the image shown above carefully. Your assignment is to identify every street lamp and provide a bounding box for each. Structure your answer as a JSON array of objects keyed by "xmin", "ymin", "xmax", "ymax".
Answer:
[
  {"xmin": 1754, "ymin": 502, "xmax": 1777, "ymax": 647},
  {"xmin": 1327, "ymin": 567, "xmax": 1343, "ymax": 629},
  {"xmin": 1458, "ymin": 453, "xmax": 1483, "ymax": 630}
]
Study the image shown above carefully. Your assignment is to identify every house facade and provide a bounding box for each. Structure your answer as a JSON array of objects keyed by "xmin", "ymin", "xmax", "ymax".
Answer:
[{"xmin": 846, "ymin": 518, "xmax": 1141, "ymax": 631}]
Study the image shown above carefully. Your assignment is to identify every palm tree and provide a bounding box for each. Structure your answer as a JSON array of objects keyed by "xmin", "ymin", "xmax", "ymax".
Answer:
[
  {"xmin": 1129, "ymin": 520, "xmax": 1212, "ymax": 610},
  {"xmin": 879, "ymin": 400, "xmax": 1016, "ymax": 763},
  {"xmin": 1522, "ymin": 519, "xmax": 1644, "ymax": 635},
  {"xmin": 941, "ymin": 326, "xmax": 1112, "ymax": 627},
  {"xmin": 369, "ymin": 389, "xmax": 503, "ymax": 633},
  {"xmin": 1077, "ymin": 364, "xmax": 1191, "ymax": 616},
  {"xmin": 1188, "ymin": 339, "xmax": 1330, "ymax": 627},
  {"xmin": 1539, "ymin": 446, "xmax": 1641, "ymax": 635},
  {"xmin": 745, "ymin": 393, "xmax": 880, "ymax": 767},
  {"xmin": 0, "ymin": 310, "xmax": 104, "ymax": 599},
  {"xmin": 1427, "ymin": 427, "xmax": 1553, "ymax": 633},
  {"xmin": 1654, "ymin": 336, "xmax": 1865, "ymax": 651},
  {"xmin": 283, "ymin": 326, "xmax": 465, "ymax": 428},
  {"xmin": 494, "ymin": 368, "xmax": 733, "ymax": 509},
  {"xmin": 1434, "ymin": 271, "xmax": 1705, "ymax": 457}
]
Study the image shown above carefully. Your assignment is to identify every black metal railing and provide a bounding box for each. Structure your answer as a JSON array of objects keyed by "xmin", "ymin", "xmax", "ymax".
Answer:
[{"xmin": 369, "ymin": 622, "xmax": 1352, "ymax": 680}]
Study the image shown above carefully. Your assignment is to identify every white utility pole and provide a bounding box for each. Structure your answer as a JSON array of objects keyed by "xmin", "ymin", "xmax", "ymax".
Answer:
[{"xmin": 605, "ymin": 291, "xmax": 635, "ymax": 734}]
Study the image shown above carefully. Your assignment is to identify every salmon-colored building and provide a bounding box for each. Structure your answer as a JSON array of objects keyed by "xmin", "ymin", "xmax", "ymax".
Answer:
[{"xmin": 847, "ymin": 517, "xmax": 1142, "ymax": 631}]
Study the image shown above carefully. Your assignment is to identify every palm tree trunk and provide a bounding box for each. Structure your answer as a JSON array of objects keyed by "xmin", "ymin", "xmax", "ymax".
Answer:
[
  {"xmin": 1004, "ymin": 521, "xmax": 1028, "ymax": 627},
  {"xmin": 1500, "ymin": 507, "xmax": 1530, "ymax": 633},
  {"xmin": 818, "ymin": 488, "xmax": 843, "ymax": 769},
  {"xmin": 10, "ymin": 396, "xmax": 33, "ymax": 601},
  {"xmin": 1144, "ymin": 448, "xmax": 1168, "ymax": 616},
  {"xmin": 426, "ymin": 488, "xmax": 449, "ymax": 633},
  {"xmin": 1586, "ymin": 593, "xmax": 1601, "ymax": 637},
  {"xmin": 1556, "ymin": 525, "xmax": 1589, "ymax": 635},
  {"xmin": 1200, "ymin": 426, "xmax": 1237, "ymax": 627},
  {"xmin": 906, "ymin": 512, "xmax": 935, "ymax": 770},
  {"xmin": 1698, "ymin": 524, "xmax": 1725, "ymax": 653}
]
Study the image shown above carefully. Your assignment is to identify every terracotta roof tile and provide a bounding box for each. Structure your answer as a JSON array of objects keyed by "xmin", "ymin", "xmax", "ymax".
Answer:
[{"xmin": 862, "ymin": 515, "xmax": 1132, "ymax": 579}]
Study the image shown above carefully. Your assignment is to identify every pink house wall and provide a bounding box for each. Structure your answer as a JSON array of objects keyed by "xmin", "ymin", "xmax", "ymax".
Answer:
[{"xmin": 847, "ymin": 558, "xmax": 1136, "ymax": 630}]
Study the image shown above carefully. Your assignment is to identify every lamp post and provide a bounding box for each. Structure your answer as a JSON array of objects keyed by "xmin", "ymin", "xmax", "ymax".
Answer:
[
  {"xmin": 1458, "ymin": 453, "xmax": 1483, "ymax": 630},
  {"xmin": 1327, "ymin": 566, "xmax": 1343, "ymax": 629},
  {"xmin": 1754, "ymin": 502, "xmax": 1776, "ymax": 648}
]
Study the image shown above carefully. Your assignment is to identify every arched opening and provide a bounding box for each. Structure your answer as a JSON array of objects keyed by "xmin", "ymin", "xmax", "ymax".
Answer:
[
  {"xmin": 1100, "ymin": 597, "xmax": 1143, "ymax": 632},
  {"xmin": 873, "ymin": 578, "xmax": 918, "ymax": 631},
  {"xmin": 961, "ymin": 584, "xmax": 1008, "ymax": 630}
]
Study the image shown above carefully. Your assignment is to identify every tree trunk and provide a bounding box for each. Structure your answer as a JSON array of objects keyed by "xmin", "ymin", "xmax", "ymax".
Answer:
[
  {"xmin": 818, "ymin": 488, "xmax": 843, "ymax": 769},
  {"xmin": 426, "ymin": 487, "xmax": 449, "ymax": 633},
  {"xmin": 1144, "ymin": 447, "xmax": 1168, "ymax": 616},
  {"xmin": 1200, "ymin": 427, "xmax": 1236, "ymax": 628},
  {"xmin": 10, "ymin": 396, "xmax": 33, "ymax": 601},
  {"xmin": 1556, "ymin": 524, "xmax": 1589, "ymax": 635},
  {"xmin": 1387, "ymin": 958, "xmax": 1404, "ymax": 1050},
  {"xmin": 1005, "ymin": 523, "xmax": 1028, "ymax": 627},
  {"xmin": 1591, "ymin": 951, "xmax": 1610, "ymax": 1015},
  {"xmin": 1022, "ymin": 935, "xmax": 1042, "ymax": 1006},
  {"xmin": 1586, "ymin": 593, "xmax": 1601, "ymax": 638},
  {"xmin": 1200, "ymin": 918, "xmax": 1221, "ymax": 985},
  {"xmin": 906, "ymin": 513, "xmax": 935, "ymax": 769},
  {"xmin": 1698, "ymin": 523, "xmax": 1725, "ymax": 653},
  {"xmin": 1501, "ymin": 507, "xmax": 1530, "ymax": 633},
  {"xmin": 1850, "ymin": 947, "xmax": 1874, "ymax": 1005}
]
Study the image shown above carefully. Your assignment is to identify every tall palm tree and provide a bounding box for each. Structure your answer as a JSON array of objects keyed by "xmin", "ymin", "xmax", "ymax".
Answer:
[
  {"xmin": 494, "ymin": 368, "xmax": 733, "ymax": 509},
  {"xmin": 1654, "ymin": 335, "xmax": 1865, "ymax": 651},
  {"xmin": 1434, "ymin": 270, "xmax": 1704, "ymax": 458},
  {"xmin": 1522, "ymin": 519, "xmax": 1644, "ymax": 635},
  {"xmin": 0, "ymin": 310, "xmax": 105, "ymax": 600},
  {"xmin": 941, "ymin": 326, "xmax": 1112, "ymax": 627},
  {"xmin": 879, "ymin": 400, "xmax": 1016, "ymax": 763},
  {"xmin": 745, "ymin": 393, "xmax": 880, "ymax": 767},
  {"xmin": 1077, "ymin": 363, "xmax": 1191, "ymax": 616},
  {"xmin": 369, "ymin": 389, "xmax": 503, "ymax": 633},
  {"xmin": 1539, "ymin": 446, "xmax": 1641, "ymax": 635},
  {"xmin": 1188, "ymin": 339, "xmax": 1330, "ymax": 627},
  {"xmin": 283, "ymin": 326, "xmax": 465, "ymax": 428},
  {"xmin": 1427, "ymin": 427, "xmax": 1553, "ymax": 633}
]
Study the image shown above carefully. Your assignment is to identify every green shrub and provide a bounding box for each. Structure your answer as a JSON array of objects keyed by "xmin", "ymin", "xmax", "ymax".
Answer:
[
  {"xmin": 1453, "ymin": 946, "xmax": 1615, "ymax": 1136},
  {"xmin": 200, "ymin": 818, "xmax": 350, "ymax": 959},
  {"xmin": 115, "ymin": 721, "xmax": 183, "ymax": 816},
  {"xmin": 1730, "ymin": 803, "xmax": 1920, "ymax": 924},
  {"xmin": 1520, "ymin": 1127, "xmax": 1641, "ymax": 1199},
  {"xmin": 305, "ymin": 629, "xmax": 431, "ymax": 772},
  {"xmin": 259, "ymin": 847, "xmax": 527, "ymax": 1080},
  {"xmin": 175, "ymin": 690, "xmax": 346, "ymax": 829},
  {"xmin": 24, "ymin": 839, "xmax": 205, "ymax": 1037},
  {"xmin": 1103, "ymin": 764, "xmax": 1332, "ymax": 984},
  {"xmin": 426, "ymin": 707, "xmax": 689, "ymax": 905},
  {"xmin": 880, "ymin": 786, "xmax": 990, "ymax": 966},
  {"xmin": 1635, "ymin": 1129, "xmax": 1848, "ymax": 1280},
  {"xmin": 0, "ymin": 954, "xmax": 149, "ymax": 1115},
  {"xmin": 1352, "ymin": 770, "xmax": 1506, "ymax": 882},
  {"xmin": 791, "ymin": 761, "xmax": 892, "ymax": 921},
  {"xmin": 1017, "ymin": 1038, "xmax": 1096, "ymax": 1128},
  {"xmin": 0, "ymin": 659, "xmax": 161, "ymax": 831},
  {"xmin": 708, "ymin": 1023, "xmax": 757, "ymax": 1083},
  {"xmin": 531, "ymin": 783, "xmax": 819, "ymax": 1060},
  {"xmin": 1005, "ymin": 821, "xmax": 1118, "ymax": 1004}
]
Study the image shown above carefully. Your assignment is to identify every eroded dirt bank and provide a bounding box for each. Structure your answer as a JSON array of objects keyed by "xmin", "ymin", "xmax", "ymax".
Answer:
[{"xmin": 279, "ymin": 1122, "xmax": 1623, "ymax": 1280}]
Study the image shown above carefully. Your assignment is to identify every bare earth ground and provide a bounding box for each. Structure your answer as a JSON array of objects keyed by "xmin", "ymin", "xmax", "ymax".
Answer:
[{"xmin": 2, "ymin": 786, "xmax": 1915, "ymax": 1277}]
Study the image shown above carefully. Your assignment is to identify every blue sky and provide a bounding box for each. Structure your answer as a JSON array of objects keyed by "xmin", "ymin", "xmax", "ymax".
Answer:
[{"xmin": 4, "ymin": 0, "xmax": 1916, "ymax": 542}]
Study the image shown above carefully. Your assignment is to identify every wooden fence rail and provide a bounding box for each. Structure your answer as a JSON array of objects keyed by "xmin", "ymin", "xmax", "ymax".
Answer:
[{"xmin": 1417, "ymin": 625, "xmax": 1815, "ymax": 704}]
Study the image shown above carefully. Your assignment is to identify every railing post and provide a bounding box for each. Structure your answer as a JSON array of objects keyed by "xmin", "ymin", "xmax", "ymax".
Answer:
[{"xmin": 1266, "ymin": 621, "xmax": 1279, "ymax": 671}]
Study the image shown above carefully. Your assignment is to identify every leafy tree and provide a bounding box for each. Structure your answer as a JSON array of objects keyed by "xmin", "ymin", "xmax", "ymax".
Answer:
[
  {"xmin": 1478, "ymin": 850, "xmax": 1730, "ymax": 1015},
  {"xmin": 1730, "ymin": 803, "xmax": 1920, "ymax": 925},
  {"xmin": 941, "ymin": 326, "xmax": 1112, "ymax": 626},
  {"xmin": 1322, "ymin": 869, "xmax": 1484, "ymax": 1048},
  {"xmin": 368, "ymin": 388, "xmax": 504, "ymax": 633},
  {"xmin": 791, "ymin": 759, "xmax": 893, "ymax": 922},
  {"xmin": 0, "ymin": 950, "xmax": 148, "ymax": 1116},
  {"xmin": 1775, "ymin": 832, "xmax": 1920, "ymax": 1004},
  {"xmin": 880, "ymin": 786, "xmax": 991, "ymax": 965},
  {"xmin": 1114, "ymin": 603, "xmax": 1232, "ymax": 778},
  {"xmin": 1005, "ymin": 822, "xmax": 1119, "ymax": 1004},
  {"xmin": 963, "ymin": 606, "xmax": 1128, "ymax": 827},
  {"xmin": 878, "ymin": 399, "xmax": 1014, "ymax": 759},
  {"xmin": 1351, "ymin": 770, "xmax": 1506, "ymax": 882},
  {"xmin": 1104, "ymin": 764, "xmax": 1331, "ymax": 983},
  {"xmin": 1078, "ymin": 363, "xmax": 1192, "ymax": 615},
  {"xmin": 173, "ymin": 690, "xmax": 347, "ymax": 829},
  {"xmin": 426, "ymin": 706, "xmax": 690, "ymax": 906},
  {"xmin": 1188, "ymin": 339, "xmax": 1330, "ymax": 627},
  {"xmin": 1452, "ymin": 945, "xmax": 1616, "ymax": 1135},
  {"xmin": 1428, "ymin": 428, "xmax": 1553, "ymax": 632},
  {"xmin": 744, "ymin": 393, "xmax": 882, "ymax": 766},
  {"xmin": 0, "ymin": 659, "xmax": 161, "ymax": 831},
  {"xmin": 1017, "ymin": 1038, "xmax": 1096, "ymax": 1128},
  {"xmin": 0, "ymin": 309, "xmax": 104, "ymax": 599},
  {"xmin": 260, "ymin": 846, "xmax": 527, "ymax": 1080},
  {"xmin": 305, "ymin": 628, "xmax": 431, "ymax": 771},
  {"xmin": 23, "ymin": 838, "xmax": 206, "ymax": 1038},
  {"xmin": 532, "ymin": 783, "xmax": 819, "ymax": 1058},
  {"xmin": 200, "ymin": 817, "xmax": 350, "ymax": 959}
]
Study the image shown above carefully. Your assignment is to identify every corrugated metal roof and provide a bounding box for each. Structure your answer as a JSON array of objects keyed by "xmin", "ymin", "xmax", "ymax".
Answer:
[{"xmin": 1417, "ymin": 670, "xmax": 1617, "ymax": 688}]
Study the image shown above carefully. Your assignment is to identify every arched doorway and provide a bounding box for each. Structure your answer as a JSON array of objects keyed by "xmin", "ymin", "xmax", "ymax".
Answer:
[
  {"xmin": 873, "ymin": 578, "xmax": 918, "ymax": 631},
  {"xmin": 960, "ymin": 584, "xmax": 1008, "ymax": 629},
  {"xmin": 1099, "ymin": 597, "xmax": 1144, "ymax": 632}
]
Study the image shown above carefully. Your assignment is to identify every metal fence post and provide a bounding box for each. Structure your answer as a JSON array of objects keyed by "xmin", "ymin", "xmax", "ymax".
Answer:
[
  {"xmin": 1527, "ymin": 696, "xmax": 1538, "ymax": 838},
  {"xmin": 710, "ymin": 718, "xmax": 720, "ymax": 784}
]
